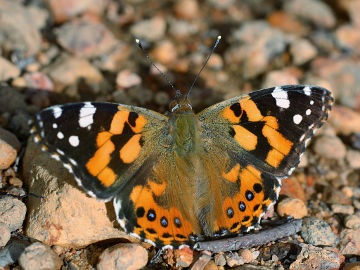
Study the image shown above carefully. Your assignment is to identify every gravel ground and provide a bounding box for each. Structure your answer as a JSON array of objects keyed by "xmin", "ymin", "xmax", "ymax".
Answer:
[{"xmin": 0, "ymin": 0, "xmax": 360, "ymax": 269}]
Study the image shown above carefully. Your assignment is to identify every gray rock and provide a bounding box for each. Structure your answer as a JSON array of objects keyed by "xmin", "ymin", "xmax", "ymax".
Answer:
[
  {"xmin": 0, "ymin": 196, "xmax": 26, "ymax": 232},
  {"xmin": 0, "ymin": 223, "xmax": 10, "ymax": 247},
  {"xmin": 0, "ymin": 238, "xmax": 31, "ymax": 267},
  {"xmin": 18, "ymin": 242, "xmax": 63, "ymax": 270},
  {"xmin": 301, "ymin": 217, "xmax": 339, "ymax": 247}
]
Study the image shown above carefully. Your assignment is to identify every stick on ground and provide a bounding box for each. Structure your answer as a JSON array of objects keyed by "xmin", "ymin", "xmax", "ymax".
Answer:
[{"xmin": 194, "ymin": 219, "xmax": 302, "ymax": 253}]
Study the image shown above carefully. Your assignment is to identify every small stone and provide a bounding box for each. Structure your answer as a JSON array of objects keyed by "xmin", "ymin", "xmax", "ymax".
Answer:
[
  {"xmin": 330, "ymin": 106, "xmax": 360, "ymax": 135},
  {"xmin": 289, "ymin": 244, "xmax": 344, "ymax": 270},
  {"xmin": 214, "ymin": 253, "xmax": 226, "ymax": 266},
  {"xmin": 252, "ymin": 250, "xmax": 260, "ymax": 261},
  {"xmin": 0, "ymin": 196, "xmax": 26, "ymax": 232},
  {"xmin": 203, "ymin": 260, "xmax": 218, "ymax": 270},
  {"xmin": 18, "ymin": 242, "xmax": 63, "ymax": 270},
  {"xmin": 339, "ymin": 229, "xmax": 360, "ymax": 255},
  {"xmin": 130, "ymin": 16, "xmax": 166, "ymax": 42},
  {"xmin": 346, "ymin": 150, "xmax": 360, "ymax": 169},
  {"xmin": 175, "ymin": 246, "xmax": 194, "ymax": 268},
  {"xmin": 0, "ymin": 57, "xmax": 20, "ymax": 81},
  {"xmin": 151, "ymin": 40, "xmax": 178, "ymax": 65},
  {"xmin": 168, "ymin": 19, "xmax": 199, "ymax": 39},
  {"xmin": 239, "ymin": 249, "xmax": 253, "ymax": 263},
  {"xmin": 345, "ymin": 214, "xmax": 360, "ymax": 230},
  {"xmin": 9, "ymin": 177, "xmax": 23, "ymax": 188},
  {"xmin": 284, "ymin": 0, "xmax": 336, "ymax": 28},
  {"xmin": 0, "ymin": 238, "xmax": 31, "ymax": 267},
  {"xmin": 56, "ymin": 19, "xmax": 118, "ymax": 59},
  {"xmin": 23, "ymin": 72, "xmax": 54, "ymax": 91},
  {"xmin": 342, "ymin": 262, "xmax": 360, "ymax": 270},
  {"xmin": 267, "ymin": 11, "xmax": 309, "ymax": 35},
  {"xmin": 191, "ymin": 251, "xmax": 212, "ymax": 270},
  {"xmin": 0, "ymin": 222, "xmax": 10, "ymax": 247},
  {"xmin": 331, "ymin": 204, "xmax": 355, "ymax": 215},
  {"xmin": 277, "ymin": 197, "xmax": 308, "ymax": 219},
  {"xmin": 301, "ymin": 217, "xmax": 339, "ymax": 247},
  {"xmin": 280, "ymin": 176, "xmax": 307, "ymax": 202},
  {"xmin": 97, "ymin": 243, "xmax": 148, "ymax": 270},
  {"xmin": 93, "ymin": 43, "xmax": 131, "ymax": 72},
  {"xmin": 290, "ymin": 39, "xmax": 318, "ymax": 65},
  {"xmin": 225, "ymin": 252, "xmax": 245, "ymax": 267},
  {"xmin": 262, "ymin": 69, "xmax": 299, "ymax": 89},
  {"xmin": 313, "ymin": 135, "xmax": 346, "ymax": 160},
  {"xmin": 336, "ymin": 24, "xmax": 360, "ymax": 54},
  {"xmin": 44, "ymin": 55, "xmax": 103, "ymax": 92},
  {"xmin": 0, "ymin": 128, "xmax": 21, "ymax": 170},
  {"xmin": 174, "ymin": 0, "xmax": 199, "ymax": 20},
  {"xmin": 116, "ymin": 69, "xmax": 142, "ymax": 89}
]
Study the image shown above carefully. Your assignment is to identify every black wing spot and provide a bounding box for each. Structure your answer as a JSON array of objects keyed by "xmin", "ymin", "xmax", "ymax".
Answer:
[
  {"xmin": 160, "ymin": 217, "xmax": 168, "ymax": 228},
  {"xmin": 239, "ymin": 201, "xmax": 246, "ymax": 212},
  {"xmin": 245, "ymin": 190, "xmax": 254, "ymax": 201},
  {"xmin": 174, "ymin": 217, "xmax": 182, "ymax": 228},
  {"xmin": 230, "ymin": 103, "xmax": 242, "ymax": 117},
  {"xmin": 253, "ymin": 183, "xmax": 263, "ymax": 193},
  {"xmin": 147, "ymin": 209, "xmax": 156, "ymax": 221},
  {"xmin": 136, "ymin": 207, "xmax": 145, "ymax": 217},
  {"xmin": 128, "ymin": 112, "xmax": 139, "ymax": 127},
  {"xmin": 226, "ymin": 207, "xmax": 234, "ymax": 218}
]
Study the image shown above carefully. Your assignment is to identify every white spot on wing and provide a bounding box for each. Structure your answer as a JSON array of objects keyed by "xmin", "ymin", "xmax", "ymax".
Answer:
[
  {"xmin": 306, "ymin": 109, "xmax": 311, "ymax": 115},
  {"xmin": 69, "ymin": 135, "xmax": 79, "ymax": 147},
  {"xmin": 56, "ymin": 149, "xmax": 64, "ymax": 155},
  {"xmin": 52, "ymin": 106, "xmax": 62, "ymax": 118},
  {"xmin": 304, "ymin": 86, "xmax": 311, "ymax": 96},
  {"xmin": 79, "ymin": 102, "xmax": 96, "ymax": 128},
  {"xmin": 63, "ymin": 163, "xmax": 73, "ymax": 173},
  {"xmin": 293, "ymin": 114, "xmax": 303, "ymax": 124},
  {"xmin": 271, "ymin": 87, "xmax": 290, "ymax": 109},
  {"xmin": 53, "ymin": 123, "xmax": 58, "ymax": 129},
  {"xmin": 57, "ymin": 132, "xmax": 64, "ymax": 139},
  {"xmin": 310, "ymin": 100, "xmax": 314, "ymax": 105}
]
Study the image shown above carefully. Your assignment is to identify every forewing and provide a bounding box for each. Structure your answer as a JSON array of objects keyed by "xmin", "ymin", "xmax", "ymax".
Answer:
[
  {"xmin": 31, "ymin": 102, "xmax": 168, "ymax": 200},
  {"xmin": 198, "ymin": 85, "xmax": 333, "ymax": 177}
]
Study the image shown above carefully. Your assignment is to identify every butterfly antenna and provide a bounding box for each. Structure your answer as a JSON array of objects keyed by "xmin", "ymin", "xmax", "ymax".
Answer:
[
  {"xmin": 135, "ymin": 39, "xmax": 177, "ymax": 93},
  {"xmin": 186, "ymin": 35, "xmax": 221, "ymax": 99}
]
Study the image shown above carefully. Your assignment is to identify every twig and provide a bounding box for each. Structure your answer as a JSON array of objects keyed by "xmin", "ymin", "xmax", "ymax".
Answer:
[{"xmin": 194, "ymin": 219, "xmax": 302, "ymax": 253}]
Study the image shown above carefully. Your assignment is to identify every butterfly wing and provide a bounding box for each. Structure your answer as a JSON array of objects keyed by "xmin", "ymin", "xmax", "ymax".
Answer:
[
  {"xmin": 31, "ymin": 102, "xmax": 168, "ymax": 201},
  {"xmin": 197, "ymin": 85, "xmax": 333, "ymax": 234}
]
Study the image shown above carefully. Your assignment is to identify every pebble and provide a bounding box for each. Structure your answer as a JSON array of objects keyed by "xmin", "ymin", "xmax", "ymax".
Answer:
[
  {"xmin": 97, "ymin": 243, "xmax": 148, "ymax": 270},
  {"xmin": 130, "ymin": 16, "xmax": 166, "ymax": 42},
  {"xmin": 339, "ymin": 229, "xmax": 360, "ymax": 255},
  {"xmin": 0, "ymin": 223, "xmax": 10, "ymax": 247},
  {"xmin": 342, "ymin": 262, "xmax": 360, "ymax": 270},
  {"xmin": 94, "ymin": 43, "xmax": 131, "ymax": 72},
  {"xmin": 346, "ymin": 150, "xmax": 360, "ymax": 169},
  {"xmin": 45, "ymin": 55, "xmax": 103, "ymax": 92},
  {"xmin": 151, "ymin": 40, "xmax": 178, "ymax": 65},
  {"xmin": 290, "ymin": 38, "xmax": 318, "ymax": 65},
  {"xmin": 330, "ymin": 106, "xmax": 360, "ymax": 135},
  {"xmin": 336, "ymin": 24, "xmax": 360, "ymax": 54},
  {"xmin": 277, "ymin": 197, "xmax": 308, "ymax": 219},
  {"xmin": 280, "ymin": 176, "xmax": 307, "ymax": 201},
  {"xmin": 23, "ymin": 72, "xmax": 55, "ymax": 91},
  {"xmin": 18, "ymin": 242, "xmax": 63, "ymax": 270},
  {"xmin": 0, "ymin": 128, "xmax": 21, "ymax": 170},
  {"xmin": 301, "ymin": 217, "xmax": 339, "ymax": 247},
  {"xmin": 0, "ymin": 0, "xmax": 42, "ymax": 57},
  {"xmin": 203, "ymin": 260, "xmax": 217, "ymax": 270},
  {"xmin": 289, "ymin": 244, "xmax": 344, "ymax": 270},
  {"xmin": 214, "ymin": 253, "xmax": 226, "ymax": 266},
  {"xmin": 0, "ymin": 57, "xmax": 20, "ymax": 81},
  {"xmin": 190, "ymin": 251, "xmax": 211, "ymax": 270},
  {"xmin": 225, "ymin": 252, "xmax": 245, "ymax": 267},
  {"xmin": 168, "ymin": 19, "xmax": 199, "ymax": 39},
  {"xmin": 284, "ymin": 0, "xmax": 336, "ymax": 28},
  {"xmin": 0, "ymin": 196, "xmax": 26, "ymax": 232},
  {"xmin": 345, "ymin": 214, "xmax": 360, "ymax": 230},
  {"xmin": 267, "ymin": 11, "xmax": 309, "ymax": 35},
  {"xmin": 230, "ymin": 21, "xmax": 288, "ymax": 79},
  {"xmin": 0, "ymin": 238, "xmax": 31, "ymax": 267},
  {"xmin": 313, "ymin": 135, "xmax": 346, "ymax": 160},
  {"xmin": 239, "ymin": 249, "xmax": 253, "ymax": 263},
  {"xmin": 55, "ymin": 19, "xmax": 118, "ymax": 59},
  {"xmin": 340, "ymin": 0, "xmax": 360, "ymax": 26},
  {"xmin": 261, "ymin": 69, "xmax": 299, "ymax": 89},
  {"xmin": 116, "ymin": 69, "xmax": 142, "ymax": 89},
  {"xmin": 174, "ymin": 0, "xmax": 199, "ymax": 20},
  {"xmin": 175, "ymin": 246, "xmax": 194, "ymax": 268},
  {"xmin": 331, "ymin": 204, "xmax": 355, "ymax": 215}
]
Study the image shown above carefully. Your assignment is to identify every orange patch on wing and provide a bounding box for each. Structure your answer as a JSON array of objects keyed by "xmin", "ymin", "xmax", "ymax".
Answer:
[
  {"xmin": 263, "ymin": 116, "xmax": 279, "ymax": 129},
  {"xmin": 147, "ymin": 179, "xmax": 167, "ymax": 196},
  {"xmin": 222, "ymin": 164, "xmax": 241, "ymax": 183},
  {"xmin": 131, "ymin": 114, "xmax": 147, "ymax": 133},
  {"xmin": 96, "ymin": 131, "xmax": 112, "ymax": 147},
  {"xmin": 240, "ymin": 99, "xmax": 263, "ymax": 121},
  {"xmin": 263, "ymin": 126, "xmax": 293, "ymax": 155},
  {"xmin": 266, "ymin": 148, "xmax": 284, "ymax": 168},
  {"xmin": 110, "ymin": 111, "xmax": 129, "ymax": 134},
  {"xmin": 119, "ymin": 134, "xmax": 141, "ymax": 164},
  {"xmin": 222, "ymin": 106, "xmax": 241, "ymax": 123},
  {"xmin": 129, "ymin": 185, "xmax": 194, "ymax": 245},
  {"xmin": 233, "ymin": 125, "xmax": 258, "ymax": 151},
  {"xmin": 86, "ymin": 140, "xmax": 114, "ymax": 177},
  {"xmin": 97, "ymin": 167, "xmax": 116, "ymax": 187}
]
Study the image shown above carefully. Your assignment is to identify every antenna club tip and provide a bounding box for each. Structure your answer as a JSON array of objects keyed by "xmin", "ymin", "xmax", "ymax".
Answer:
[
  {"xmin": 217, "ymin": 35, "xmax": 222, "ymax": 40},
  {"xmin": 135, "ymin": 38, "xmax": 140, "ymax": 44}
]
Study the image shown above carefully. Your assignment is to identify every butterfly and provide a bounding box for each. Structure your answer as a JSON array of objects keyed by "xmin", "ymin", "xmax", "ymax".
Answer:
[{"xmin": 30, "ymin": 83, "xmax": 333, "ymax": 249}]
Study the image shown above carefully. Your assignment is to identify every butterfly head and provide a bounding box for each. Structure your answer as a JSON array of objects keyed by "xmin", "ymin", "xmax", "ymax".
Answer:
[{"xmin": 169, "ymin": 90, "xmax": 193, "ymax": 113}]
